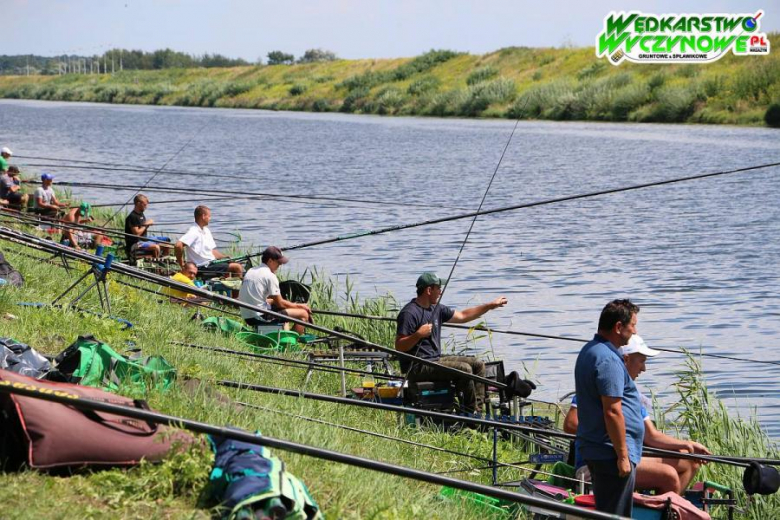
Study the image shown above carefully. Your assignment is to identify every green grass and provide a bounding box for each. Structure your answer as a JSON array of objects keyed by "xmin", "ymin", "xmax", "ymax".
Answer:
[{"xmin": 1, "ymin": 38, "xmax": 779, "ymax": 125}]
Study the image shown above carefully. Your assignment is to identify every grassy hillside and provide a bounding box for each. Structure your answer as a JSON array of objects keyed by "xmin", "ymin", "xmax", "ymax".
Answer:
[{"xmin": 1, "ymin": 38, "xmax": 779, "ymax": 126}]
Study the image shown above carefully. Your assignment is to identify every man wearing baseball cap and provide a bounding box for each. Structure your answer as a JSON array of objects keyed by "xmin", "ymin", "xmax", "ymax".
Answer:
[
  {"xmin": 565, "ymin": 334, "xmax": 711, "ymax": 496},
  {"xmin": 0, "ymin": 147, "xmax": 12, "ymax": 173},
  {"xmin": 395, "ymin": 272, "xmax": 507, "ymax": 414},
  {"xmin": 33, "ymin": 173, "xmax": 66, "ymax": 218},
  {"xmin": 0, "ymin": 166, "xmax": 29, "ymax": 210},
  {"xmin": 239, "ymin": 246, "xmax": 312, "ymax": 334}
]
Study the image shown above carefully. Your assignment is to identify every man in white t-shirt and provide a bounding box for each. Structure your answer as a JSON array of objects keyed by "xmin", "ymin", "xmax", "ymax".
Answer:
[
  {"xmin": 239, "ymin": 246, "xmax": 311, "ymax": 334},
  {"xmin": 174, "ymin": 205, "xmax": 243, "ymax": 279}
]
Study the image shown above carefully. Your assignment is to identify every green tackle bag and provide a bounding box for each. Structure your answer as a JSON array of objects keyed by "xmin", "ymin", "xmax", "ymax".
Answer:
[
  {"xmin": 46, "ymin": 335, "xmax": 176, "ymax": 393},
  {"xmin": 203, "ymin": 316, "xmax": 250, "ymax": 335},
  {"xmin": 208, "ymin": 434, "xmax": 322, "ymax": 520}
]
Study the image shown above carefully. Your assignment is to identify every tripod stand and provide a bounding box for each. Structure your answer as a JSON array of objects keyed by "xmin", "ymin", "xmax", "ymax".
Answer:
[{"xmin": 52, "ymin": 254, "xmax": 115, "ymax": 314}]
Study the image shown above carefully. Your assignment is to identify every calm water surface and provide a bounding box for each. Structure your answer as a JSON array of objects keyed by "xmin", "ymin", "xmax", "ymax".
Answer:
[{"xmin": 2, "ymin": 99, "xmax": 779, "ymax": 436}]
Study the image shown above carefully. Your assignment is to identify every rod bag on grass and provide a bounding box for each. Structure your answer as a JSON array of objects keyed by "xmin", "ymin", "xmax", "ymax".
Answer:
[
  {"xmin": 46, "ymin": 335, "xmax": 175, "ymax": 392},
  {"xmin": 0, "ymin": 369, "xmax": 194, "ymax": 470},
  {"xmin": 203, "ymin": 316, "xmax": 250, "ymax": 335},
  {"xmin": 208, "ymin": 434, "xmax": 322, "ymax": 520}
]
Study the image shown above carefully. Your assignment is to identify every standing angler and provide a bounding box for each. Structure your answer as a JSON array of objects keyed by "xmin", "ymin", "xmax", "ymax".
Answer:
[{"xmin": 574, "ymin": 299, "xmax": 643, "ymax": 517}]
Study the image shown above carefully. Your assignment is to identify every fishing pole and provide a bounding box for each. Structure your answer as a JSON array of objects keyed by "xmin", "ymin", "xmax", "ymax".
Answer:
[
  {"xmin": 0, "ymin": 227, "xmax": 507, "ymax": 391},
  {"xmin": 87, "ymin": 195, "xmax": 238, "ymax": 208},
  {"xmin": 27, "ymin": 180, "xmax": 463, "ymax": 211},
  {"xmin": 311, "ymin": 309, "xmax": 780, "ymax": 367},
  {"xmin": 172, "ymin": 341, "xmax": 403, "ymax": 381},
  {"xmin": 21, "ymin": 162, "xmax": 257, "ymax": 181},
  {"xmin": 218, "ymin": 379, "xmax": 571, "ymax": 439},
  {"xmin": 0, "ymin": 210, "xmax": 176, "ymax": 248},
  {"xmin": 0, "ymin": 381, "xmax": 626, "ymax": 520},
  {"xmin": 219, "ymin": 379, "xmax": 780, "ymax": 469},
  {"xmin": 240, "ymin": 400, "xmax": 579, "ymax": 485},
  {"xmin": 213, "ymin": 160, "xmax": 780, "ymax": 261}
]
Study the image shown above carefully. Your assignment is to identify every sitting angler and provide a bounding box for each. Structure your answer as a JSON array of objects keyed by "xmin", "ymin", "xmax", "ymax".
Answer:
[
  {"xmin": 395, "ymin": 272, "xmax": 507, "ymax": 414},
  {"xmin": 124, "ymin": 194, "xmax": 170, "ymax": 261},
  {"xmin": 60, "ymin": 203, "xmax": 104, "ymax": 251},
  {"xmin": 175, "ymin": 205, "xmax": 243, "ymax": 280},
  {"xmin": 33, "ymin": 173, "xmax": 66, "ymax": 218},
  {"xmin": 238, "ymin": 247, "xmax": 312, "ymax": 334},
  {"xmin": 564, "ymin": 334, "xmax": 711, "ymax": 495},
  {"xmin": 0, "ymin": 166, "xmax": 29, "ymax": 210}
]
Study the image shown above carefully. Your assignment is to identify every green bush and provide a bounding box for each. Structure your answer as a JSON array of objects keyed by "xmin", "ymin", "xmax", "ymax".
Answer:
[
  {"xmin": 765, "ymin": 103, "xmax": 780, "ymax": 127},
  {"xmin": 407, "ymin": 75, "xmax": 440, "ymax": 96},
  {"xmin": 506, "ymin": 79, "xmax": 575, "ymax": 119},
  {"xmin": 651, "ymin": 86, "xmax": 698, "ymax": 122},
  {"xmin": 373, "ymin": 87, "xmax": 407, "ymax": 115},
  {"xmin": 391, "ymin": 49, "xmax": 459, "ymax": 81},
  {"xmin": 610, "ymin": 83, "xmax": 650, "ymax": 120},
  {"xmin": 340, "ymin": 86, "xmax": 370, "ymax": 112},
  {"xmin": 289, "ymin": 83, "xmax": 308, "ymax": 96},
  {"xmin": 466, "ymin": 66, "xmax": 498, "ymax": 85},
  {"xmin": 647, "ymin": 72, "xmax": 667, "ymax": 90},
  {"xmin": 459, "ymin": 77, "xmax": 516, "ymax": 116}
]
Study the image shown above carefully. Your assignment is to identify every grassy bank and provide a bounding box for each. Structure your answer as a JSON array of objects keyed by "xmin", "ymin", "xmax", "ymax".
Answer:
[
  {"xmin": 0, "ymin": 211, "xmax": 779, "ymax": 518},
  {"xmin": 1, "ymin": 38, "xmax": 779, "ymax": 126}
]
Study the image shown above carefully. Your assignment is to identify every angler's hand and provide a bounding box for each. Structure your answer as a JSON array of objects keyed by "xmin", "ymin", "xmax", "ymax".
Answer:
[
  {"xmin": 689, "ymin": 442, "xmax": 711, "ymax": 464},
  {"xmin": 617, "ymin": 455, "xmax": 632, "ymax": 477},
  {"xmin": 416, "ymin": 323, "xmax": 433, "ymax": 338},
  {"xmin": 490, "ymin": 297, "xmax": 508, "ymax": 309}
]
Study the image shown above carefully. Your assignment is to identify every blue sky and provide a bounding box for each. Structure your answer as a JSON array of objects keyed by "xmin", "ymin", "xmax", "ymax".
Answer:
[{"xmin": 5, "ymin": 1, "xmax": 778, "ymax": 60}]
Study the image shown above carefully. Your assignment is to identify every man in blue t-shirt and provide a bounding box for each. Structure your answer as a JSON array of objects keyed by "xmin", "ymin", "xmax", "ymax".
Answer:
[
  {"xmin": 395, "ymin": 272, "xmax": 507, "ymax": 413},
  {"xmin": 574, "ymin": 299, "xmax": 643, "ymax": 517}
]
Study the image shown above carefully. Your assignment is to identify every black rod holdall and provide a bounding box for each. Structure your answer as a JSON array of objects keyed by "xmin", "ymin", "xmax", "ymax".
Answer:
[{"xmin": 744, "ymin": 461, "xmax": 780, "ymax": 495}]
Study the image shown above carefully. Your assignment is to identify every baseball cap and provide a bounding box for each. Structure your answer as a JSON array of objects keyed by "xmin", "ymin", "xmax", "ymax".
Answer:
[
  {"xmin": 416, "ymin": 272, "xmax": 447, "ymax": 289},
  {"xmin": 1, "ymin": 147, "xmax": 12, "ymax": 156},
  {"xmin": 262, "ymin": 246, "xmax": 289, "ymax": 264},
  {"xmin": 41, "ymin": 173, "xmax": 55, "ymax": 181},
  {"xmin": 620, "ymin": 335, "xmax": 660, "ymax": 357},
  {"xmin": 78, "ymin": 202, "xmax": 92, "ymax": 219}
]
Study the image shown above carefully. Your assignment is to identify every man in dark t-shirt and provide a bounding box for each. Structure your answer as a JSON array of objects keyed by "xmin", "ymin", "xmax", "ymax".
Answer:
[
  {"xmin": 124, "ymin": 194, "xmax": 163, "ymax": 259},
  {"xmin": 395, "ymin": 272, "xmax": 507, "ymax": 413}
]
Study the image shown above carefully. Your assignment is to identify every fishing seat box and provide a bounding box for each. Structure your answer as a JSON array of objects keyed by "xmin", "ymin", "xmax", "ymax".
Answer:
[{"xmin": 403, "ymin": 381, "xmax": 455, "ymax": 410}]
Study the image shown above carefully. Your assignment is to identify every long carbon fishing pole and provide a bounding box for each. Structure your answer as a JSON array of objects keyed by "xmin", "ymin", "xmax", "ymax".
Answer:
[
  {"xmin": 220, "ymin": 379, "xmax": 776, "ymax": 468},
  {"xmin": 88, "ymin": 196, "xmax": 237, "ymax": 208},
  {"xmin": 0, "ymin": 381, "xmax": 626, "ymax": 520},
  {"xmin": 172, "ymin": 341, "xmax": 402, "ymax": 381},
  {"xmin": 21, "ymin": 162, "xmax": 256, "ymax": 181},
  {"xmin": 211, "ymin": 160, "xmax": 780, "ymax": 259},
  {"xmin": 312, "ymin": 309, "xmax": 780, "ymax": 368},
  {"xmin": 27, "ymin": 180, "xmax": 461, "ymax": 210},
  {"xmin": 0, "ymin": 227, "xmax": 506, "ymax": 391}
]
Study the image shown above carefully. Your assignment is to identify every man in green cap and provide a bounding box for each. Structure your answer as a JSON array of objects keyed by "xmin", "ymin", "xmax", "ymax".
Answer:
[
  {"xmin": 395, "ymin": 272, "xmax": 507, "ymax": 413},
  {"xmin": 60, "ymin": 202, "xmax": 103, "ymax": 251}
]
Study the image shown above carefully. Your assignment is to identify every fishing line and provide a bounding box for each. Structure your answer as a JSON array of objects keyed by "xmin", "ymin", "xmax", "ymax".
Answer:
[
  {"xmin": 102, "ymin": 119, "xmax": 212, "ymax": 226},
  {"xmin": 88, "ymin": 196, "xmax": 237, "ymax": 208},
  {"xmin": 224, "ymin": 160, "xmax": 780, "ymax": 257},
  {"xmin": 0, "ymin": 382, "xmax": 624, "ymax": 520}
]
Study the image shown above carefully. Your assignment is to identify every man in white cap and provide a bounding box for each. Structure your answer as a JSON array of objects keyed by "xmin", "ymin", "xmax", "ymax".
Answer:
[
  {"xmin": 565, "ymin": 334, "xmax": 711, "ymax": 495},
  {"xmin": 0, "ymin": 147, "xmax": 12, "ymax": 173}
]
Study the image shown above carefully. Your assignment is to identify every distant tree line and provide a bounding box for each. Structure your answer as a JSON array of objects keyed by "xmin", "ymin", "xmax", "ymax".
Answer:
[
  {"xmin": 0, "ymin": 47, "xmax": 340, "ymax": 75},
  {"xmin": 0, "ymin": 49, "xmax": 250, "ymax": 75}
]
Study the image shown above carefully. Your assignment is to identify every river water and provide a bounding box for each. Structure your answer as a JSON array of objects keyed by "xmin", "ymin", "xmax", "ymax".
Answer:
[{"xmin": 2, "ymin": 99, "xmax": 779, "ymax": 437}]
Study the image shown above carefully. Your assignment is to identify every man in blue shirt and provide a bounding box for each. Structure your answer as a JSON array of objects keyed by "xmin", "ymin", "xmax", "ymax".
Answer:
[{"xmin": 574, "ymin": 299, "xmax": 643, "ymax": 517}]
